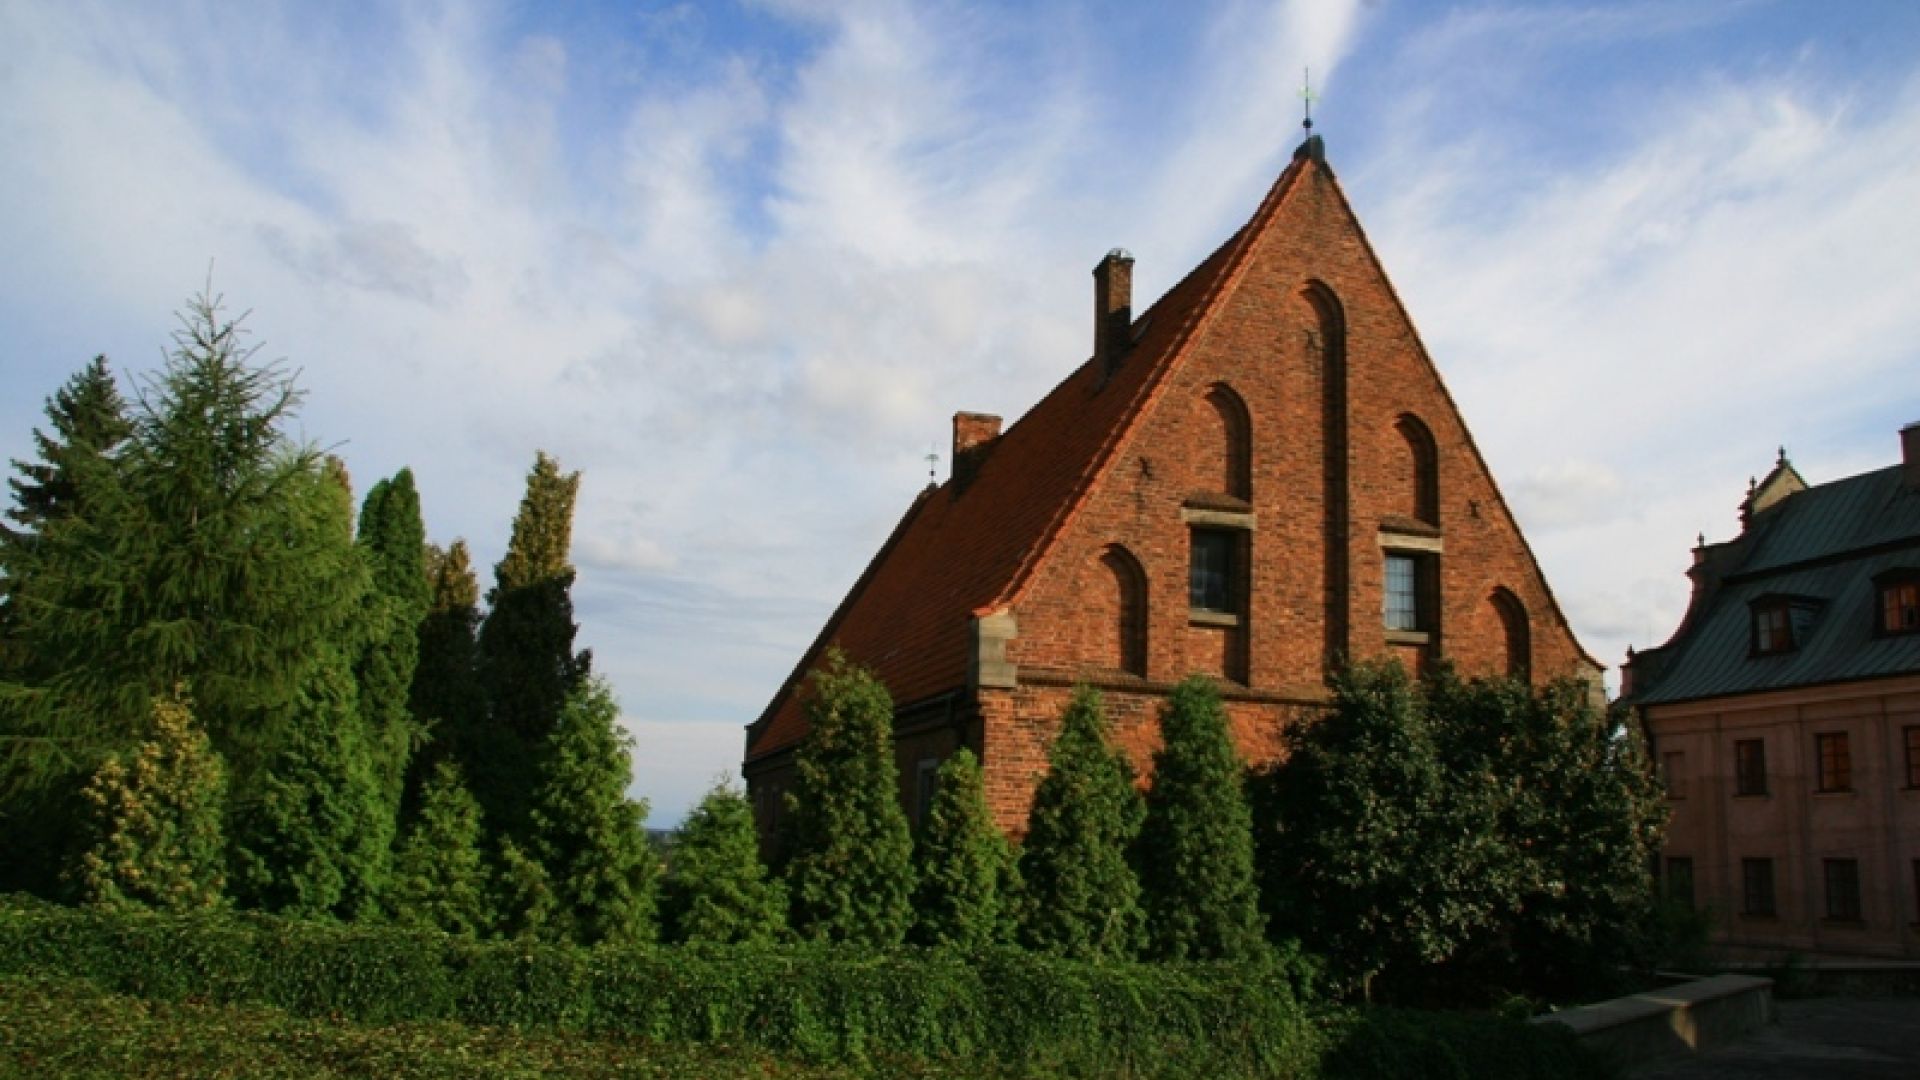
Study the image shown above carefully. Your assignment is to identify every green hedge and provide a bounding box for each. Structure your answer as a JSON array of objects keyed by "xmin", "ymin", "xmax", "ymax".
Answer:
[
  {"xmin": 0, "ymin": 901, "xmax": 1610, "ymax": 1078},
  {"xmin": 0, "ymin": 901, "xmax": 1320, "ymax": 1078}
]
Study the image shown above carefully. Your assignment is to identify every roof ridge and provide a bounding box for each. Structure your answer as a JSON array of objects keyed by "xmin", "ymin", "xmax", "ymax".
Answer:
[{"xmin": 992, "ymin": 152, "xmax": 1316, "ymax": 611}]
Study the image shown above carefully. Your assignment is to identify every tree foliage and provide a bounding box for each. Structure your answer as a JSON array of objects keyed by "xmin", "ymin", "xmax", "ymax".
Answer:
[
  {"xmin": 75, "ymin": 694, "xmax": 227, "ymax": 910},
  {"xmin": 911, "ymin": 747, "xmax": 1015, "ymax": 950},
  {"xmin": 661, "ymin": 780, "xmax": 786, "ymax": 945},
  {"xmin": 3, "ymin": 354, "xmax": 132, "ymax": 539},
  {"xmin": 782, "ymin": 651, "xmax": 914, "ymax": 947},
  {"xmin": 1260, "ymin": 660, "xmax": 1667, "ymax": 1001},
  {"xmin": 388, "ymin": 760, "xmax": 491, "ymax": 936},
  {"xmin": 407, "ymin": 541, "xmax": 486, "ymax": 808},
  {"xmin": 1017, "ymin": 685, "xmax": 1145, "ymax": 960},
  {"xmin": 524, "ymin": 676, "xmax": 657, "ymax": 945},
  {"xmin": 1137, "ymin": 676, "xmax": 1264, "ymax": 961},
  {"xmin": 475, "ymin": 452, "xmax": 588, "ymax": 838}
]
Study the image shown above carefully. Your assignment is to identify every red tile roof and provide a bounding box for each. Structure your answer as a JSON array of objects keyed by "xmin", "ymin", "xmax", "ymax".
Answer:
[{"xmin": 746, "ymin": 149, "xmax": 1322, "ymax": 761}]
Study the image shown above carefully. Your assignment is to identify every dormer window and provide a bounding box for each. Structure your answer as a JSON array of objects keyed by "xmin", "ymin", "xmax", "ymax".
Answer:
[
  {"xmin": 1752, "ymin": 602, "xmax": 1793, "ymax": 655},
  {"xmin": 1749, "ymin": 593, "xmax": 1826, "ymax": 657},
  {"xmin": 1876, "ymin": 569, "xmax": 1920, "ymax": 636}
]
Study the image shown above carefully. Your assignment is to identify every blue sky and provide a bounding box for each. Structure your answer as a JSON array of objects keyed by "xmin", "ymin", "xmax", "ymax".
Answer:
[{"xmin": 4, "ymin": 0, "xmax": 1918, "ymax": 825}]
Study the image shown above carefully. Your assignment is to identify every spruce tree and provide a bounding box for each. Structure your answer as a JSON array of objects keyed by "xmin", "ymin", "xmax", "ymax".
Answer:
[
  {"xmin": 911, "ymin": 748, "xmax": 1013, "ymax": 950},
  {"xmin": 4, "ymin": 355, "xmax": 132, "ymax": 538},
  {"xmin": 75, "ymin": 694, "xmax": 227, "ymax": 910},
  {"xmin": 661, "ymin": 780, "xmax": 786, "ymax": 945},
  {"xmin": 783, "ymin": 651, "xmax": 915, "ymax": 946},
  {"xmin": 389, "ymin": 760, "xmax": 491, "ymax": 936},
  {"xmin": 524, "ymin": 677, "xmax": 657, "ymax": 945},
  {"xmin": 475, "ymin": 452, "xmax": 589, "ymax": 837},
  {"xmin": 1018, "ymin": 685, "xmax": 1146, "ymax": 960},
  {"xmin": 1137, "ymin": 676, "xmax": 1264, "ymax": 960}
]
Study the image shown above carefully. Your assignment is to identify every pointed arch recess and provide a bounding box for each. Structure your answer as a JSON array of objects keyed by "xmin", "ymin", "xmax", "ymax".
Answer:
[
  {"xmin": 1491, "ymin": 587, "xmax": 1530, "ymax": 680},
  {"xmin": 1203, "ymin": 383, "xmax": 1253, "ymax": 500},
  {"xmin": 1095, "ymin": 544, "xmax": 1149, "ymax": 677},
  {"xmin": 1395, "ymin": 413, "xmax": 1439, "ymax": 525}
]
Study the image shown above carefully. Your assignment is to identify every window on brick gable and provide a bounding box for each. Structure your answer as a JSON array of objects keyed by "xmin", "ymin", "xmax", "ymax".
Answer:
[
  {"xmin": 1190, "ymin": 529, "xmax": 1237, "ymax": 615},
  {"xmin": 1098, "ymin": 545, "xmax": 1149, "ymax": 677},
  {"xmin": 1490, "ymin": 587, "xmax": 1530, "ymax": 679},
  {"xmin": 1383, "ymin": 552, "xmax": 1435, "ymax": 637}
]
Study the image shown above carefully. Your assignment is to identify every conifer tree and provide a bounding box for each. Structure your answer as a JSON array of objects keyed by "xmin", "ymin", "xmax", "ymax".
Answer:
[
  {"xmin": 476, "ymin": 453, "xmax": 589, "ymax": 837},
  {"xmin": 0, "ymin": 293, "xmax": 365, "ymax": 787},
  {"xmin": 661, "ymin": 780, "xmax": 786, "ymax": 945},
  {"xmin": 1018, "ymin": 685, "xmax": 1146, "ymax": 960},
  {"xmin": 4, "ymin": 355, "xmax": 132, "ymax": 538},
  {"xmin": 1, "ymin": 357, "xmax": 133, "ymax": 894},
  {"xmin": 911, "ymin": 747, "xmax": 1013, "ymax": 950},
  {"xmin": 493, "ymin": 837, "xmax": 557, "ymax": 941},
  {"xmin": 76, "ymin": 694, "xmax": 226, "ymax": 910},
  {"xmin": 1137, "ymin": 676, "xmax": 1264, "ymax": 960},
  {"xmin": 783, "ymin": 651, "xmax": 915, "ymax": 946},
  {"xmin": 352, "ymin": 469, "xmax": 428, "ymax": 867},
  {"xmin": 407, "ymin": 541, "xmax": 487, "ymax": 802},
  {"xmin": 227, "ymin": 639, "xmax": 390, "ymax": 920},
  {"xmin": 389, "ymin": 760, "xmax": 491, "ymax": 936},
  {"xmin": 524, "ymin": 676, "xmax": 657, "ymax": 945}
]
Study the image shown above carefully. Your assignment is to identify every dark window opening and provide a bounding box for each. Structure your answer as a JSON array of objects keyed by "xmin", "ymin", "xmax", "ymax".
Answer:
[
  {"xmin": 1824, "ymin": 858, "xmax": 1862, "ymax": 921},
  {"xmin": 1753, "ymin": 603, "xmax": 1793, "ymax": 655},
  {"xmin": 1384, "ymin": 553, "xmax": 1424, "ymax": 632},
  {"xmin": 1189, "ymin": 529, "xmax": 1237, "ymax": 614},
  {"xmin": 1663, "ymin": 751, "xmax": 1685, "ymax": 799},
  {"xmin": 1666, "ymin": 857, "xmax": 1695, "ymax": 908},
  {"xmin": 1816, "ymin": 732, "xmax": 1852, "ymax": 793},
  {"xmin": 1735, "ymin": 739, "xmax": 1768, "ymax": 796},
  {"xmin": 1742, "ymin": 858, "xmax": 1776, "ymax": 917},
  {"xmin": 1906, "ymin": 726, "xmax": 1920, "ymax": 789},
  {"xmin": 1884, "ymin": 580, "xmax": 1920, "ymax": 635}
]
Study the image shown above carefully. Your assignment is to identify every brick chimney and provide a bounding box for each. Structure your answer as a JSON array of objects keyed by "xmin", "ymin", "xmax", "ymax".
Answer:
[
  {"xmin": 952, "ymin": 411, "xmax": 1002, "ymax": 488},
  {"xmin": 1904, "ymin": 422, "xmax": 1920, "ymax": 488},
  {"xmin": 1093, "ymin": 248, "xmax": 1134, "ymax": 378}
]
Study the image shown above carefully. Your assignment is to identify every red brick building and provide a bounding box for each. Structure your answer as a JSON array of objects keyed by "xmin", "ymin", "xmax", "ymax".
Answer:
[
  {"xmin": 1623, "ymin": 427, "xmax": 1920, "ymax": 959},
  {"xmin": 745, "ymin": 136, "xmax": 1601, "ymax": 836}
]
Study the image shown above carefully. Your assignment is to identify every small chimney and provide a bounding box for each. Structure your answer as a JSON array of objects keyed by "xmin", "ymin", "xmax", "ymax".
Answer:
[
  {"xmin": 1903, "ymin": 422, "xmax": 1920, "ymax": 488},
  {"xmin": 952, "ymin": 412, "xmax": 1002, "ymax": 488},
  {"xmin": 1093, "ymin": 248, "xmax": 1134, "ymax": 378}
]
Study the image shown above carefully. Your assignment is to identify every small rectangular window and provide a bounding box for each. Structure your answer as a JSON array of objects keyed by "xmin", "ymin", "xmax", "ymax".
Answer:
[
  {"xmin": 1734, "ymin": 739, "xmax": 1768, "ymax": 796},
  {"xmin": 1816, "ymin": 732, "xmax": 1852, "ymax": 793},
  {"xmin": 1906, "ymin": 727, "xmax": 1920, "ymax": 789},
  {"xmin": 1384, "ymin": 553, "xmax": 1420, "ymax": 631},
  {"xmin": 1189, "ymin": 529, "xmax": 1236, "ymax": 613},
  {"xmin": 1884, "ymin": 581, "xmax": 1920, "ymax": 635},
  {"xmin": 1666, "ymin": 857, "xmax": 1695, "ymax": 908},
  {"xmin": 1663, "ymin": 751, "xmax": 1685, "ymax": 799},
  {"xmin": 1824, "ymin": 858, "xmax": 1861, "ymax": 921},
  {"xmin": 1753, "ymin": 604, "xmax": 1793, "ymax": 654},
  {"xmin": 915, "ymin": 758, "xmax": 941, "ymax": 828},
  {"xmin": 1742, "ymin": 858, "xmax": 1776, "ymax": 917}
]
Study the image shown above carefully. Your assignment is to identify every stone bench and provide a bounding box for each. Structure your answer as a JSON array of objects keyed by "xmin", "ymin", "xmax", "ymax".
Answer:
[{"xmin": 1530, "ymin": 974, "xmax": 1775, "ymax": 1072}]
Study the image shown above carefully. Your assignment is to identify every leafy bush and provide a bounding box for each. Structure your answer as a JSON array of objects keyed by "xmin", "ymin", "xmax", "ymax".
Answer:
[
  {"xmin": 0, "ymin": 901, "xmax": 1324, "ymax": 1077},
  {"xmin": 1318, "ymin": 1008, "xmax": 1616, "ymax": 1080}
]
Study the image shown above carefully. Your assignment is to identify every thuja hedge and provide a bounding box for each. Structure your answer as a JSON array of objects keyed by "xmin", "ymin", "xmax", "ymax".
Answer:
[
  {"xmin": 0, "ymin": 900, "xmax": 1320, "ymax": 1077},
  {"xmin": 0, "ymin": 901, "xmax": 1608, "ymax": 1078}
]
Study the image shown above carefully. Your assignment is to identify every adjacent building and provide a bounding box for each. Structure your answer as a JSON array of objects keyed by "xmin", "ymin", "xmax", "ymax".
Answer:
[
  {"xmin": 1623, "ymin": 426, "xmax": 1920, "ymax": 959},
  {"xmin": 746, "ymin": 135, "xmax": 1602, "ymax": 838}
]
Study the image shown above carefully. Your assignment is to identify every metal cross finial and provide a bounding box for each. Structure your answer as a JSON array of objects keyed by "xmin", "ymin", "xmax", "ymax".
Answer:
[
  {"xmin": 925, "ymin": 446, "xmax": 940, "ymax": 482},
  {"xmin": 1301, "ymin": 67, "xmax": 1317, "ymax": 134}
]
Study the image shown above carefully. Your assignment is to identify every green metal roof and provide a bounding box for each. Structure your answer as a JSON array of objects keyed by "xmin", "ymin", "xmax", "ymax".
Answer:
[{"xmin": 1631, "ymin": 464, "xmax": 1920, "ymax": 706}]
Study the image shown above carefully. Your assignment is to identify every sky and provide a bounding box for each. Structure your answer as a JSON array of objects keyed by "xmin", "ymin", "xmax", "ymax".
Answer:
[{"xmin": 3, "ymin": 0, "xmax": 1917, "ymax": 827}]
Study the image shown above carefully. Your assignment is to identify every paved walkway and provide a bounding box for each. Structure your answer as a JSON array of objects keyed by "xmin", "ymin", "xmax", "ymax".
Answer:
[{"xmin": 1631, "ymin": 998, "xmax": 1920, "ymax": 1079}]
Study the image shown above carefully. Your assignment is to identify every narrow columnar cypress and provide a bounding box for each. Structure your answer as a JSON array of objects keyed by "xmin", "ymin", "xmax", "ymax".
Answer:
[
  {"xmin": 351, "ymin": 469, "xmax": 428, "ymax": 884},
  {"xmin": 388, "ymin": 760, "xmax": 491, "ymax": 936},
  {"xmin": 1017, "ymin": 685, "xmax": 1146, "ymax": 960},
  {"xmin": 661, "ymin": 781, "xmax": 786, "ymax": 944},
  {"xmin": 524, "ymin": 677, "xmax": 657, "ymax": 945},
  {"xmin": 1137, "ymin": 675, "xmax": 1265, "ymax": 960},
  {"xmin": 911, "ymin": 747, "xmax": 1014, "ymax": 950},
  {"xmin": 407, "ymin": 541, "xmax": 487, "ymax": 808},
  {"xmin": 475, "ymin": 452, "xmax": 588, "ymax": 839},
  {"xmin": 76, "ymin": 694, "xmax": 227, "ymax": 911},
  {"xmin": 782, "ymin": 651, "xmax": 914, "ymax": 946}
]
